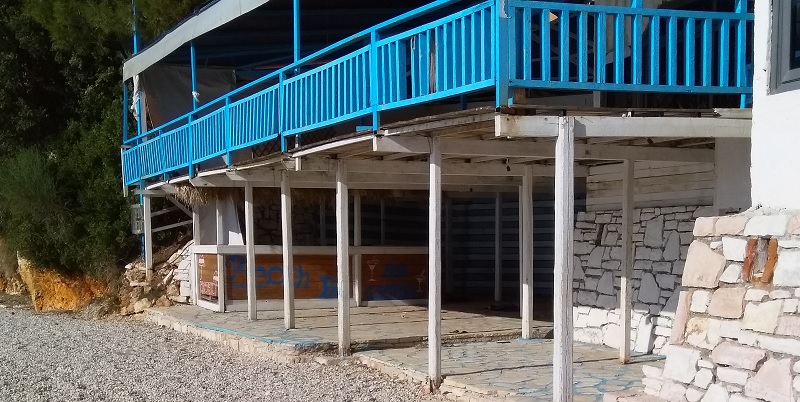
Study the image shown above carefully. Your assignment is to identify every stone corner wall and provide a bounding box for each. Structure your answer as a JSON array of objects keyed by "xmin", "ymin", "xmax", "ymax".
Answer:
[
  {"xmin": 572, "ymin": 206, "xmax": 714, "ymax": 355},
  {"xmin": 643, "ymin": 210, "xmax": 800, "ymax": 402}
]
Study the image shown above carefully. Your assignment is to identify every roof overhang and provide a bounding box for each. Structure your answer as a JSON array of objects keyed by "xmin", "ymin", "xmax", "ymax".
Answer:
[{"xmin": 123, "ymin": 0, "xmax": 271, "ymax": 80}]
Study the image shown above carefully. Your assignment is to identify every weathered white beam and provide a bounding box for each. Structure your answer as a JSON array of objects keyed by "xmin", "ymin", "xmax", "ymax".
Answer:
[
  {"xmin": 336, "ymin": 160, "xmax": 351, "ymax": 356},
  {"xmin": 518, "ymin": 186, "xmax": 523, "ymax": 318},
  {"xmin": 428, "ymin": 136, "xmax": 443, "ymax": 389},
  {"xmin": 620, "ymin": 160, "xmax": 634, "ymax": 363},
  {"xmin": 302, "ymin": 157, "xmax": 569, "ymax": 177},
  {"xmin": 374, "ymin": 136, "xmax": 714, "ymax": 163},
  {"xmin": 553, "ymin": 117, "xmax": 575, "ymax": 402},
  {"xmin": 281, "ymin": 170, "xmax": 295, "ymax": 329},
  {"xmin": 494, "ymin": 192, "xmax": 502, "ymax": 303},
  {"xmin": 521, "ymin": 166, "xmax": 534, "ymax": 338},
  {"xmin": 143, "ymin": 195, "xmax": 153, "ymax": 283},
  {"xmin": 496, "ymin": 115, "xmax": 751, "ymax": 138},
  {"xmin": 291, "ymin": 135, "xmax": 372, "ymax": 157},
  {"xmin": 191, "ymin": 207, "xmax": 200, "ymax": 306},
  {"xmin": 215, "ymin": 198, "xmax": 226, "ymax": 313},
  {"xmin": 380, "ymin": 111, "xmax": 495, "ymax": 136},
  {"xmin": 244, "ymin": 183, "xmax": 257, "ymax": 321},
  {"xmin": 353, "ymin": 192, "xmax": 363, "ymax": 307}
]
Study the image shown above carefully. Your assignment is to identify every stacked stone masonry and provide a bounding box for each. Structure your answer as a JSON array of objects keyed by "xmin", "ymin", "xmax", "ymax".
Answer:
[
  {"xmin": 573, "ymin": 206, "xmax": 714, "ymax": 354},
  {"xmin": 642, "ymin": 210, "xmax": 800, "ymax": 402}
]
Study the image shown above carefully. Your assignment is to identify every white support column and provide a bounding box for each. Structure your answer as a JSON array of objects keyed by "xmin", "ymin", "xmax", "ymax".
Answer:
[
  {"xmin": 553, "ymin": 116, "xmax": 575, "ymax": 402},
  {"xmin": 143, "ymin": 195, "xmax": 153, "ymax": 283},
  {"xmin": 215, "ymin": 198, "xmax": 226, "ymax": 313},
  {"xmin": 281, "ymin": 170, "xmax": 295, "ymax": 329},
  {"xmin": 353, "ymin": 192, "xmax": 363, "ymax": 307},
  {"xmin": 191, "ymin": 206, "xmax": 200, "ymax": 306},
  {"xmin": 494, "ymin": 192, "xmax": 503, "ymax": 302},
  {"xmin": 521, "ymin": 166, "xmax": 534, "ymax": 338},
  {"xmin": 428, "ymin": 137, "xmax": 443, "ymax": 389},
  {"xmin": 620, "ymin": 160, "xmax": 634, "ymax": 363},
  {"xmin": 336, "ymin": 161, "xmax": 351, "ymax": 356},
  {"xmin": 244, "ymin": 183, "xmax": 257, "ymax": 321},
  {"xmin": 444, "ymin": 196, "xmax": 453, "ymax": 296},
  {"xmin": 518, "ymin": 186, "xmax": 523, "ymax": 318}
]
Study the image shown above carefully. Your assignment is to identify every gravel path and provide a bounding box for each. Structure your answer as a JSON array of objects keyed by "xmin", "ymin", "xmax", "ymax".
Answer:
[{"xmin": 0, "ymin": 306, "xmax": 442, "ymax": 402}]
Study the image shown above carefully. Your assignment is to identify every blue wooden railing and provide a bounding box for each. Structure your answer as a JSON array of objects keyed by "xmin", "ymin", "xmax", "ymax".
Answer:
[{"xmin": 121, "ymin": 0, "xmax": 753, "ymax": 187}]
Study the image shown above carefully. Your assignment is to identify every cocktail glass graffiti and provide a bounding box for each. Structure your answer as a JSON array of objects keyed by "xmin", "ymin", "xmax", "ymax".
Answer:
[{"xmin": 367, "ymin": 259, "xmax": 379, "ymax": 282}]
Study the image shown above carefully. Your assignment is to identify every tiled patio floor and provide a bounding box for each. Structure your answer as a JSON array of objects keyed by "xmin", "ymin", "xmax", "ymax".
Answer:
[{"xmin": 145, "ymin": 305, "xmax": 660, "ymax": 401}]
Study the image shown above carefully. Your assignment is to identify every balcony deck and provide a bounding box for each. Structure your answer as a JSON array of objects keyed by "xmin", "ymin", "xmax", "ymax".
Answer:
[{"xmin": 122, "ymin": 0, "xmax": 753, "ymax": 188}]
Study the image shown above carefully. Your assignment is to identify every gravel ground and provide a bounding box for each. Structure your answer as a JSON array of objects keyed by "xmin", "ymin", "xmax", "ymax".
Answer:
[{"xmin": 0, "ymin": 305, "xmax": 443, "ymax": 402}]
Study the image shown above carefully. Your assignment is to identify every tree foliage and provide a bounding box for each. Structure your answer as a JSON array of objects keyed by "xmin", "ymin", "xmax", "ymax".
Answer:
[{"xmin": 0, "ymin": 0, "xmax": 204, "ymax": 276}]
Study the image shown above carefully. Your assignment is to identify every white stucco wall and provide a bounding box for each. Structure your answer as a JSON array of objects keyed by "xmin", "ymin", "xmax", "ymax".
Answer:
[
  {"xmin": 751, "ymin": 0, "xmax": 800, "ymax": 209},
  {"xmin": 714, "ymin": 138, "xmax": 751, "ymax": 213}
]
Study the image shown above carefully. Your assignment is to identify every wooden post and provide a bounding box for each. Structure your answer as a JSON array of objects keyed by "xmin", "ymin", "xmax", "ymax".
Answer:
[
  {"xmin": 553, "ymin": 116, "xmax": 575, "ymax": 402},
  {"xmin": 281, "ymin": 170, "xmax": 295, "ymax": 329},
  {"xmin": 620, "ymin": 160, "xmax": 634, "ymax": 363},
  {"xmin": 518, "ymin": 186, "xmax": 523, "ymax": 318},
  {"xmin": 444, "ymin": 197, "xmax": 454, "ymax": 295},
  {"xmin": 494, "ymin": 192, "xmax": 503, "ymax": 302},
  {"xmin": 244, "ymin": 183, "xmax": 257, "ymax": 321},
  {"xmin": 353, "ymin": 192, "xmax": 363, "ymax": 307},
  {"xmin": 191, "ymin": 205, "xmax": 200, "ymax": 306},
  {"xmin": 215, "ymin": 198, "xmax": 226, "ymax": 313},
  {"xmin": 336, "ymin": 160, "xmax": 351, "ymax": 356},
  {"xmin": 428, "ymin": 136, "xmax": 443, "ymax": 389},
  {"xmin": 143, "ymin": 195, "xmax": 153, "ymax": 283},
  {"xmin": 521, "ymin": 166, "xmax": 534, "ymax": 338}
]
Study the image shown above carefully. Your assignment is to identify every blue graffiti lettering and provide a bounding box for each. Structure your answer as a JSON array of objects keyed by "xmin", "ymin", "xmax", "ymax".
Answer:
[
  {"xmin": 318, "ymin": 275, "xmax": 338, "ymax": 299},
  {"xmin": 295, "ymin": 265, "xmax": 310, "ymax": 289}
]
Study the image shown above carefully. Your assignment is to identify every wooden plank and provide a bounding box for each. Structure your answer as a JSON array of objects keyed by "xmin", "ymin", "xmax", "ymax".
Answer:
[
  {"xmin": 281, "ymin": 170, "xmax": 295, "ymax": 329},
  {"xmin": 620, "ymin": 160, "xmax": 634, "ymax": 363},
  {"xmin": 587, "ymin": 172, "xmax": 716, "ymax": 190},
  {"xmin": 428, "ymin": 136, "xmax": 443, "ymax": 389},
  {"xmin": 143, "ymin": 195, "xmax": 153, "ymax": 283},
  {"xmin": 336, "ymin": 160, "xmax": 351, "ymax": 356},
  {"xmin": 245, "ymin": 183, "xmax": 257, "ymax": 320},
  {"xmin": 587, "ymin": 163, "xmax": 714, "ymax": 182},
  {"xmin": 553, "ymin": 116, "xmax": 575, "ymax": 402},
  {"xmin": 521, "ymin": 166, "xmax": 534, "ymax": 338},
  {"xmin": 589, "ymin": 180, "xmax": 715, "ymax": 198},
  {"xmin": 215, "ymin": 198, "xmax": 226, "ymax": 313}
]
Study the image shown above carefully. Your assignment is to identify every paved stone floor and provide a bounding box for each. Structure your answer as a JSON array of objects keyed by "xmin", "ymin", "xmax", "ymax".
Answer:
[
  {"xmin": 358, "ymin": 340, "xmax": 663, "ymax": 401},
  {"xmin": 148, "ymin": 304, "xmax": 552, "ymax": 349}
]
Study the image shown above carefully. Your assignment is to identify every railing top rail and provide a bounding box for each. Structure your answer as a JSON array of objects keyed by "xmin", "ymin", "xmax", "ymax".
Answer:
[
  {"xmin": 508, "ymin": 0, "xmax": 753, "ymax": 20},
  {"xmin": 125, "ymin": 0, "xmax": 464, "ymax": 145}
]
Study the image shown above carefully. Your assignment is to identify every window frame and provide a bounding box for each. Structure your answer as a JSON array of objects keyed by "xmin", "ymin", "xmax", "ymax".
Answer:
[{"xmin": 772, "ymin": 0, "xmax": 800, "ymax": 93}]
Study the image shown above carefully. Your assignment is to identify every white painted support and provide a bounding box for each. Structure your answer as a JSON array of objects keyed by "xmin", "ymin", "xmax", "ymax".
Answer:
[
  {"xmin": 244, "ymin": 183, "xmax": 257, "ymax": 321},
  {"xmin": 428, "ymin": 136, "xmax": 443, "ymax": 388},
  {"xmin": 353, "ymin": 192, "xmax": 363, "ymax": 307},
  {"xmin": 336, "ymin": 160, "xmax": 351, "ymax": 356},
  {"xmin": 191, "ymin": 206, "xmax": 200, "ymax": 306},
  {"xmin": 494, "ymin": 192, "xmax": 502, "ymax": 302},
  {"xmin": 444, "ymin": 197, "xmax": 453, "ymax": 295},
  {"xmin": 281, "ymin": 170, "xmax": 295, "ymax": 329},
  {"xmin": 215, "ymin": 198, "xmax": 226, "ymax": 313},
  {"xmin": 553, "ymin": 117, "xmax": 575, "ymax": 402},
  {"xmin": 521, "ymin": 166, "xmax": 534, "ymax": 338},
  {"xmin": 518, "ymin": 186, "xmax": 523, "ymax": 318},
  {"xmin": 143, "ymin": 195, "xmax": 153, "ymax": 283},
  {"xmin": 620, "ymin": 160, "xmax": 634, "ymax": 363}
]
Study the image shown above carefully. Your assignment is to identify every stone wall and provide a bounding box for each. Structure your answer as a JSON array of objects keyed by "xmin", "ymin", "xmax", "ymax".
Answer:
[
  {"xmin": 642, "ymin": 210, "xmax": 800, "ymax": 402},
  {"xmin": 573, "ymin": 206, "xmax": 714, "ymax": 354}
]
